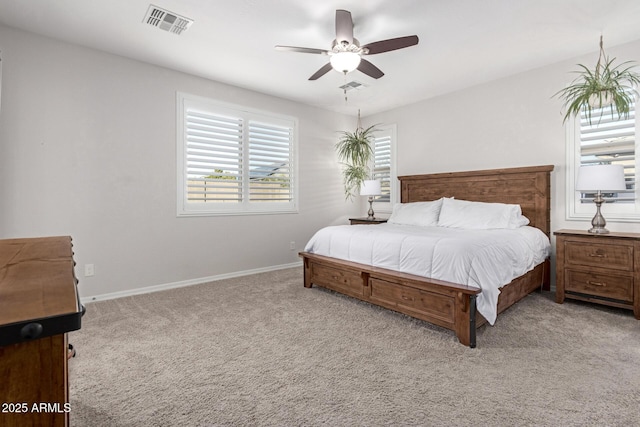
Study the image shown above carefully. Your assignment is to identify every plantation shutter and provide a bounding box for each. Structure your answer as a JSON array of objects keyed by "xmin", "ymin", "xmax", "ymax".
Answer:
[
  {"xmin": 178, "ymin": 93, "xmax": 298, "ymax": 215},
  {"xmin": 372, "ymin": 133, "xmax": 391, "ymax": 202},
  {"xmin": 248, "ymin": 121, "xmax": 293, "ymax": 203},
  {"xmin": 579, "ymin": 101, "xmax": 636, "ymax": 204},
  {"xmin": 185, "ymin": 109, "xmax": 243, "ymax": 203}
]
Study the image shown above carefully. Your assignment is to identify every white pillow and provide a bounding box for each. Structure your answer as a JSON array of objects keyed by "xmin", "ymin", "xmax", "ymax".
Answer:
[
  {"xmin": 437, "ymin": 198, "xmax": 529, "ymax": 229},
  {"xmin": 387, "ymin": 199, "xmax": 443, "ymax": 227},
  {"xmin": 511, "ymin": 213, "xmax": 530, "ymax": 228}
]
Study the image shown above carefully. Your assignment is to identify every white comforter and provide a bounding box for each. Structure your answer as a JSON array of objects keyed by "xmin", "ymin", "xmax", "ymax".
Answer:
[{"xmin": 304, "ymin": 224, "xmax": 550, "ymax": 325}]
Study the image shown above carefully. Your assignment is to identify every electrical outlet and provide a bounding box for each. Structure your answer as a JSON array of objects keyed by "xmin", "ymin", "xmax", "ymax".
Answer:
[
  {"xmin": 289, "ymin": 241, "xmax": 296, "ymax": 250},
  {"xmin": 84, "ymin": 264, "xmax": 95, "ymax": 277}
]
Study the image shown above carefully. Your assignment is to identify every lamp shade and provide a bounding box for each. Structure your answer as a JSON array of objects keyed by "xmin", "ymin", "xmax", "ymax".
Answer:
[
  {"xmin": 576, "ymin": 164, "xmax": 626, "ymax": 192},
  {"xmin": 330, "ymin": 51, "xmax": 361, "ymax": 73},
  {"xmin": 360, "ymin": 179, "xmax": 381, "ymax": 196}
]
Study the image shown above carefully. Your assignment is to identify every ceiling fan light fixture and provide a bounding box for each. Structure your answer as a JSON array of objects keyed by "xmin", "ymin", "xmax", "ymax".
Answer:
[{"xmin": 330, "ymin": 51, "xmax": 361, "ymax": 73}]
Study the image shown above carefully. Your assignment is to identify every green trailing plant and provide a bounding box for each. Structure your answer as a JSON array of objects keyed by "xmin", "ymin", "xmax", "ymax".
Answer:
[
  {"xmin": 554, "ymin": 36, "xmax": 640, "ymax": 125},
  {"xmin": 335, "ymin": 121, "xmax": 377, "ymax": 200}
]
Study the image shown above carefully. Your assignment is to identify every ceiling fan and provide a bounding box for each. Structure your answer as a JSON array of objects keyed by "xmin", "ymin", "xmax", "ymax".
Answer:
[{"xmin": 275, "ymin": 9, "xmax": 419, "ymax": 80}]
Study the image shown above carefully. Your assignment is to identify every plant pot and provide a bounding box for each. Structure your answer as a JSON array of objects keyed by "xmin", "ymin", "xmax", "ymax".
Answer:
[{"xmin": 588, "ymin": 90, "xmax": 614, "ymax": 108}]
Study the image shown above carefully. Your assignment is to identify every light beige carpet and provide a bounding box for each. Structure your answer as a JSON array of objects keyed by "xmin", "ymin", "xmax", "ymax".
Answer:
[{"xmin": 69, "ymin": 267, "xmax": 639, "ymax": 426}]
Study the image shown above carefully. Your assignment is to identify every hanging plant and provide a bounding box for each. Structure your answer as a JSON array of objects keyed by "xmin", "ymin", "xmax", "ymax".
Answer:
[
  {"xmin": 335, "ymin": 111, "xmax": 378, "ymax": 200},
  {"xmin": 554, "ymin": 36, "xmax": 640, "ymax": 125}
]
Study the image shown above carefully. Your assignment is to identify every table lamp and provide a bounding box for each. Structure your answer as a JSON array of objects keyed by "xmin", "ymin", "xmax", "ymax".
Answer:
[
  {"xmin": 575, "ymin": 164, "xmax": 626, "ymax": 234},
  {"xmin": 360, "ymin": 179, "xmax": 382, "ymax": 220}
]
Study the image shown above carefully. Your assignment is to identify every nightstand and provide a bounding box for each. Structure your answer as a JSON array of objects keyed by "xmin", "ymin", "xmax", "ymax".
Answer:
[
  {"xmin": 349, "ymin": 217, "xmax": 388, "ymax": 225},
  {"xmin": 554, "ymin": 229, "xmax": 640, "ymax": 319}
]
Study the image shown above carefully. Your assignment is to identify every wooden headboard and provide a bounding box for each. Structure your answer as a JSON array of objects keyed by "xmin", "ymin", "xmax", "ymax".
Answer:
[{"xmin": 398, "ymin": 165, "xmax": 554, "ymax": 236}]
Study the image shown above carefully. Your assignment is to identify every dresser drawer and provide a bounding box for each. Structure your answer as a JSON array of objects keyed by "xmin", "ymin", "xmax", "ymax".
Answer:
[
  {"xmin": 564, "ymin": 241, "xmax": 633, "ymax": 272},
  {"xmin": 565, "ymin": 269, "xmax": 634, "ymax": 303}
]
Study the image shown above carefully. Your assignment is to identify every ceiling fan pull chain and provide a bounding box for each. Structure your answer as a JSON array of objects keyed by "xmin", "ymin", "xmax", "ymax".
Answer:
[{"xmin": 344, "ymin": 73, "xmax": 349, "ymax": 103}]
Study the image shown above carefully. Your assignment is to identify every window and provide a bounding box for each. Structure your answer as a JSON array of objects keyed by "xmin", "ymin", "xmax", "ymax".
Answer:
[
  {"xmin": 177, "ymin": 93, "xmax": 297, "ymax": 216},
  {"xmin": 370, "ymin": 124, "xmax": 397, "ymax": 210},
  {"xmin": 567, "ymin": 98, "xmax": 638, "ymax": 221}
]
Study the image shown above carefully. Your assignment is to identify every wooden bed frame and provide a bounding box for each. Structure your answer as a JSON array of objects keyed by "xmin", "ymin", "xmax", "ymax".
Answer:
[{"xmin": 300, "ymin": 165, "xmax": 554, "ymax": 347}]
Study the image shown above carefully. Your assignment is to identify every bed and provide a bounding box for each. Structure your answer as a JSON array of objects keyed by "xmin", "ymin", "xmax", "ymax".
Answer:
[{"xmin": 299, "ymin": 165, "xmax": 554, "ymax": 347}]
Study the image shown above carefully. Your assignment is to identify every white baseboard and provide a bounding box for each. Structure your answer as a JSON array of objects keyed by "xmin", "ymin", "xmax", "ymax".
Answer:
[{"xmin": 80, "ymin": 261, "xmax": 302, "ymax": 304}]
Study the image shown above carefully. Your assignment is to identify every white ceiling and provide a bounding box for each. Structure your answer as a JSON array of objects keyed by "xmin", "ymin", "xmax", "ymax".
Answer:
[{"xmin": 2, "ymin": 0, "xmax": 640, "ymax": 117}]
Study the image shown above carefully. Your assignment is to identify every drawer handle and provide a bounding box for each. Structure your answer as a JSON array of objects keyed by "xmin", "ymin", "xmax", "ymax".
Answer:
[
  {"xmin": 587, "ymin": 280, "xmax": 606, "ymax": 287},
  {"xmin": 588, "ymin": 253, "xmax": 606, "ymax": 258},
  {"xmin": 401, "ymin": 295, "xmax": 414, "ymax": 302}
]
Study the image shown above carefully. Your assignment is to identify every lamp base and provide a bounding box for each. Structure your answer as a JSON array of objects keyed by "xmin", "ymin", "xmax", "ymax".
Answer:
[
  {"xmin": 588, "ymin": 194, "xmax": 609, "ymax": 234},
  {"xmin": 588, "ymin": 226, "xmax": 610, "ymax": 234},
  {"xmin": 367, "ymin": 197, "xmax": 375, "ymax": 220}
]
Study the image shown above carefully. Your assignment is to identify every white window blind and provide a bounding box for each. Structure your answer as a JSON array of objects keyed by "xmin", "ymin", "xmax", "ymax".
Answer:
[
  {"xmin": 177, "ymin": 93, "xmax": 297, "ymax": 216},
  {"xmin": 372, "ymin": 133, "xmax": 392, "ymax": 203},
  {"xmin": 367, "ymin": 124, "xmax": 396, "ymax": 210},
  {"xmin": 567, "ymin": 95, "xmax": 639, "ymax": 221},
  {"xmin": 248, "ymin": 121, "xmax": 293, "ymax": 203},
  {"xmin": 186, "ymin": 111, "xmax": 243, "ymax": 203},
  {"xmin": 578, "ymin": 103, "xmax": 635, "ymax": 204}
]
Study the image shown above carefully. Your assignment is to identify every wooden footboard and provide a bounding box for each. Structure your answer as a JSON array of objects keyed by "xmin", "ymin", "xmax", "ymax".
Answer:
[
  {"xmin": 301, "ymin": 252, "xmax": 483, "ymax": 347},
  {"xmin": 301, "ymin": 252, "xmax": 548, "ymax": 347}
]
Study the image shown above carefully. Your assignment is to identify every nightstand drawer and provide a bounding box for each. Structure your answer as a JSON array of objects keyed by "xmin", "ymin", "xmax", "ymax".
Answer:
[
  {"xmin": 565, "ymin": 270, "xmax": 633, "ymax": 302},
  {"xmin": 565, "ymin": 241, "xmax": 633, "ymax": 272}
]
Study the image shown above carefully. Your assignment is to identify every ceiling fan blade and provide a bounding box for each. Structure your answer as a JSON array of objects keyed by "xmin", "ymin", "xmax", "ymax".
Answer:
[
  {"xmin": 357, "ymin": 59, "xmax": 384, "ymax": 79},
  {"xmin": 308, "ymin": 63, "xmax": 333, "ymax": 80},
  {"xmin": 335, "ymin": 9, "xmax": 353, "ymax": 46},
  {"xmin": 362, "ymin": 35, "xmax": 419, "ymax": 55},
  {"xmin": 275, "ymin": 45, "xmax": 328, "ymax": 55}
]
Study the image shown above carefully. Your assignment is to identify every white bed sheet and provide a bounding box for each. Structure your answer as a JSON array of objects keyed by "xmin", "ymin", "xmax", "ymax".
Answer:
[{"xmin": 304, "ymin": 224, "xmax": 550, "ymax": 325}]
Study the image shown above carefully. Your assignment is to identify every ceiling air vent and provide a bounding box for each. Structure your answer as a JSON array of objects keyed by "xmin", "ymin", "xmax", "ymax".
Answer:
[
  {"xmin": 339, "ymin": 81, "xmax": 367, "ymax": 92},
  {"xmin": 144, "ymin": 4, "xmax": 193, "ymax": 35}
]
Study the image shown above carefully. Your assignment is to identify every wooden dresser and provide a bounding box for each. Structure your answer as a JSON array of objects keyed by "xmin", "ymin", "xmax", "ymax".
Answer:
[
  {"xmin": 555, "ymin": 229, "xmax": 640, "ymax": 319},
  {"xmin": 0, "ymin": 236, "xmax": 84, "ymax": 427}
]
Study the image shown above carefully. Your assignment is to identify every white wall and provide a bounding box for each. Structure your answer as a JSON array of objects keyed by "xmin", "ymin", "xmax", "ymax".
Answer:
[
  {"xmin": 366, "ymin": 38, "xmax": 640, "ymax": 238},
  {"xmin": 0, "ymin": 24, "xmax": 359, "ymax": 299},
  {"xmin": 3, "ymin": 22, "xmax": 640, "ymax": 298}
]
